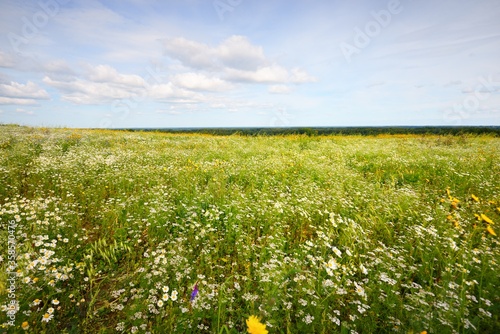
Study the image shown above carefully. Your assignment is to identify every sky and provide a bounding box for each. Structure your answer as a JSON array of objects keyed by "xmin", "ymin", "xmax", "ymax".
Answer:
[{"xmin": 0, "ymin": 0, "xmax": 499, "ymax": 128}]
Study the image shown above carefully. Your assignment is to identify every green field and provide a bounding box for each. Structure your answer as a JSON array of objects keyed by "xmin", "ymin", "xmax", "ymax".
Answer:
[{"xmin": 1, "ymin": 125, "xmax": 499, "ymax": 333}]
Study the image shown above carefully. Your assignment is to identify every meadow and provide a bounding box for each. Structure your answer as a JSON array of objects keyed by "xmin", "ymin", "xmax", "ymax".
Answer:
[{"xmin": 0, "ymin": 125, "xmax": 499, "ymax": 333}]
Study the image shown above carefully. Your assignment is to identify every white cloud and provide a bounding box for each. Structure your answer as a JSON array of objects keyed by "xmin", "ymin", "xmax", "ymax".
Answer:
[
  {"xmin": 0, "ymin": 81, "xmax": 49, "ymax": 99},
  {"xmin": 290, "ymin": 68, "xmax": 317, "ymax": 83},
  {"xmin": 0, "ymin": 97, "xmax": 40, "ymax": 105},
  {"xmin": 43, "ymin": 64, "xmax": 153, "ymax": 104},
  {"xmin": 163, "ymin": 37, "xmax": 215, "ymax": 69},
  {"xmin": 43, "ymin": 75, "xmax": 141, "ymax": 104},
  {"xmin": 216, "ymin": 35, "xmax": 266, "ymax": 70},
  {"xmin": 269, "ymin": 84, "xmax": 292, "ymax": 94},
  {"xmin": 172, "ymin": 72, "xmax": 231, "ymax": 91},
  {"xmin": 42, "ymin": 60, "xmax": 76, "ymax": 75},
  {"xmin": 0, "ymin": 81, "xmax": 49, "ymax": 105},
  {"xmin": 85, "ymin": 64, "xmax": 146, "ymax": 87},
  {"xmin": 226, "ymin": 64, "xmax": 289, "ymax": 83},
  {"xmin": 148, "ymin": 82, "xmax": 204, "ymax": 102},
  {"xmin": 163, "ymin": 35, "xmax": 316, "ymax": 85}
]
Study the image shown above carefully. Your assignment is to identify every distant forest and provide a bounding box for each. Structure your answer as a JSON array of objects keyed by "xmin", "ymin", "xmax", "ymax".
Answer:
[{"xmin": 127, "ymin": 126, "xmax": 500, "ymax": 136}]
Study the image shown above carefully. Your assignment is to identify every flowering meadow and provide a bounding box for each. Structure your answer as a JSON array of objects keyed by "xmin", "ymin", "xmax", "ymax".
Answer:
[{"xmin": 0, "ymin": 125, "xmax": 499, "ymax": 333}]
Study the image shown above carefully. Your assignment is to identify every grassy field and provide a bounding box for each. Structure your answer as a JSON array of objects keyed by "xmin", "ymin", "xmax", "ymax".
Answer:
[{"xmin": 0, "ymin": 125, "xmax": 499, "ymax": 333}]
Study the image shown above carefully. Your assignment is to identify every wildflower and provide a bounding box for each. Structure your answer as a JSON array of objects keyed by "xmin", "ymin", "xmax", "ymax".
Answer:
[
  {"xmin": 486, "ymin": 225, "xmax": 497, "ymax": 236},
  {"xmin": 47, "ymin": 307, "xmax": 54, "ymax": 314},
  {"xmin": 471, "ymin": 194, "xmax": 479, "ymax": 202},
  {"xmin": 354, "ymin": 282, "xmax": 366, "ymax": 298},
  {"xmin": 41, "ymin": 313, "xmax": 53, "ymax": 322},
  {"xmin": 33, "ymin": 299, "xmax": 41, "ymax": 306},
  {"xmin": 171, "ymin": 290, "xmax": 178, "ymax": 301},
  {"xmin": 22, "ymin": 321, "xmax": 29, "ymax": 330},
  {"xmin": 246, "ymin": 315, "xmax": 268, "ymax": 334},
  {"xmin": 157, "ymin": 300, "xmax": 164, "ymax": 307},
  {"xmin": 162, "ymin": 286, "xmax": 169, "ymax": 293},
  {"xmin": 332, "ymin": 246, "xmax": 342, "ymax": 257},
  {"xmin": 325, "ymin": 258, "xmax": 338, "ymax": 270},
  {"xmin": 162, "ymin": 293, "xmax": 169, "ymax": 301},
  {"xmin": 190, "ymin": 284, "xmax": 199, "ymax": 301},
  {"xmin": 481, "ymin": 214, "xmax": 494, "ymax": 224},
  {"xmin": 360, "ymin": 264, "xmax": 368, "ymax": 275},
  {"xmin": 52, "ymin": 299, "xmax": 60, "ymax": 305},
  {"xmin": 303, "ymin": 314, "xmax": 314, "ymax": 324}
]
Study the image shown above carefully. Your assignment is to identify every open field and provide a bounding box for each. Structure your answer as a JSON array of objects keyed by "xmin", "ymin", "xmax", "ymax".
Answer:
[{"xmin": 0, "ymin": 125, "xmax": 499, "ymax": 333}]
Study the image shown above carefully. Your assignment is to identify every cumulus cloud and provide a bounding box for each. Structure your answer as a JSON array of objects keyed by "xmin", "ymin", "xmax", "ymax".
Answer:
[
  {"xmin": 163, "ymin": 35, "xmax": 315, "ymax": 85},
  {"xmin": 216, "ymin": 35, "xmax": 266, "ymax": 70},
  {"xmin": 162, "ymin": 35, "xmax": 267, "ymax": 71},
  {"xmin": 269, "ymin": 84, "xmax": 292, "ymax": 94},
  {"xmin": 226, "ymin": 64, "xmax": 289, "ymax": 83},
  {"xmin": 43, "ymin": 64, "xmax": 152, "ymax": 104},
  {"xmin": 43, "ymin": 76, "xmax": 144, "ymax": 104},
  {"xmin": 290, "ymin": 68, "xmax": 317, "ymax": 83},
  {"xmin": 0, "ymin": 81, "xmax": 49, "ymax": 105},
  {"xmin": 85, "ymin": 64, "xmax": 146, "ymax": 87},
  {"xmin": 163, "ymin": 37, "xmax": 215, "ymax": 69},
  {"xmin": 172, "ymin": 72, "xmax": 231, "ymax": 91},
  {"xmin": 148, "ymin": 82, "xmax": 203, "ymax": 102}
]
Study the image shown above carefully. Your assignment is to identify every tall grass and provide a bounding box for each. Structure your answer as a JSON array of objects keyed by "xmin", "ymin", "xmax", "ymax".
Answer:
[{"xmin": 0, "ymin": 125, "xmax": 499, "ymax": 333}]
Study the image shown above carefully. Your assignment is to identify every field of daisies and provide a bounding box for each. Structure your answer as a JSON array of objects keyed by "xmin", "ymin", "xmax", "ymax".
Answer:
[{"xmin": 0, "ymin": 125, "xmax": 499, "ymax": 333}]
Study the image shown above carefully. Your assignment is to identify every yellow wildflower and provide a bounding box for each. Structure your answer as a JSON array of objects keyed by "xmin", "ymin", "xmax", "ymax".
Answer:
[
  {"xmin": 471, "ymin": 194, "xmax": 479, "ymax": 202},
  {"xmin": 481, "ymin": 214, "xmax": 494, "ymax": 224},
  {"xmin": 246, "ymin": 315, "xmax": 268, "ymax": 334},
  {"xmin": 486, "ymin": 225, "xmax": 497, "ymax": 236},
  {"xmin": 21, "ymin": 321, "xmax": 29, "ymax": 330}
]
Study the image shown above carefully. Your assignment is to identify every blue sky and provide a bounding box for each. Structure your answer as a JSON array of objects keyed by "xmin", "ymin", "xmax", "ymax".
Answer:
[{"xmin": 1, "ymin": 0, "xmax": 499, "ymax": 128}]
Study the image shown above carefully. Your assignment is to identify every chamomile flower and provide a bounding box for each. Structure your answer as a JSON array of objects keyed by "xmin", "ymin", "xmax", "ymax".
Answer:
[
  {"xmin": 41, "ymin": 313, "xmax": 53, "ymax": 322},
  {"xmin": 170, "ymin": 290, "xmax": 178, "ymax": 301}
]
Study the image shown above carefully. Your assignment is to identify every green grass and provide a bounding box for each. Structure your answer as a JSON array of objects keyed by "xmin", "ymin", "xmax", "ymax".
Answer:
[{"xmin": 1, "ymin": 125, "xmax": 499, "ymax": 333}]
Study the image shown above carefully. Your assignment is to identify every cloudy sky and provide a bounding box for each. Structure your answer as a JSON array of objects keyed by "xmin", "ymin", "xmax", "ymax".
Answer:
[{"xmin": 1, "ymin": 0, "xmax": 499, "ymax": 128}]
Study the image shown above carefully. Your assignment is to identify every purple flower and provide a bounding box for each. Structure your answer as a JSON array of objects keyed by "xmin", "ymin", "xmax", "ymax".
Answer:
[{"xmin": 190, "ymin": 284, "xmax": 199, "ymax": 302}]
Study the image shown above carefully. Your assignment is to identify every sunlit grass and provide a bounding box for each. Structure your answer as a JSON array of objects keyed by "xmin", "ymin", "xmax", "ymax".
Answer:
[{"xmin": 1, "ymin": 125, "xmax": 499, "ymax": 333}]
